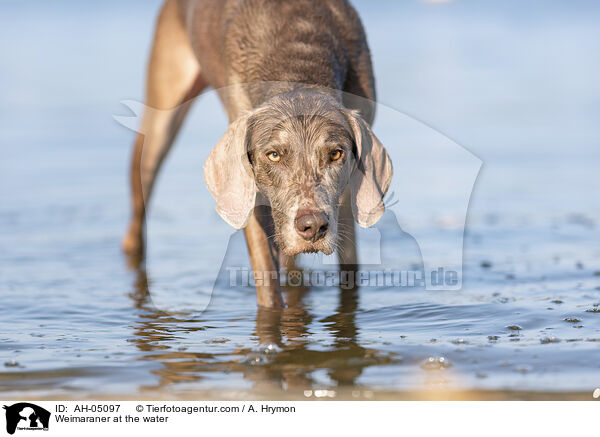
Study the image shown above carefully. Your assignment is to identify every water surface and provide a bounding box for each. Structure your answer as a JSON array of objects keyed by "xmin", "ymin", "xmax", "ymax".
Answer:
[{"xmin": 1, "ymin": 0, "xmax": 599, "ymax": 400}]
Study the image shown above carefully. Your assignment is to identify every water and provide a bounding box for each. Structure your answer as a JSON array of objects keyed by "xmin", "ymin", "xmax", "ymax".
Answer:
[{"xmin": 1, "ymin": 0, "xmax": 600, "ymax": 400}]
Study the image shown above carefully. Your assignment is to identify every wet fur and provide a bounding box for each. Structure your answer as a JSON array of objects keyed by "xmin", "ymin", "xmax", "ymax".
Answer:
[
  {"xmin": 123, "ymin": 0, "xmax": 384, "ymax": 308},
  {"xmin": 246, "ymin": 91, "xmax": 356, "ymax": 256}
]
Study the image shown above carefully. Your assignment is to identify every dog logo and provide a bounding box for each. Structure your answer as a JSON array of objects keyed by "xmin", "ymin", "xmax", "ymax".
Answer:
[{"xmin": 3, "ymin": 403, "xmax": 50, "ymax": 435}]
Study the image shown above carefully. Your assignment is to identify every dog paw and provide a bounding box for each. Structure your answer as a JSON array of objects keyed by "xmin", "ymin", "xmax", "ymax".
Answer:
[{"xmin": 121, "ymin": 232, "xmax": 145, "ymax": 269}]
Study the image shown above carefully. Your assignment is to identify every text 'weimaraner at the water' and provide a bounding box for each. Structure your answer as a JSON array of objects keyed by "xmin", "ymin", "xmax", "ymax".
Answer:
[{"xmin": 122, "ymin": 0, "xmax": 393, "ymax": 308}]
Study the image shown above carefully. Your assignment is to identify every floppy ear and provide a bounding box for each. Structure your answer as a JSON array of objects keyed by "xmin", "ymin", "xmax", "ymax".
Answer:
[
  {"xmin": 345, "ymin": 110, "xmax": 393, "ymax": 228},
  {"xmin": 204, "ymin": 113, "xmax": 257, "ymax": 229}
]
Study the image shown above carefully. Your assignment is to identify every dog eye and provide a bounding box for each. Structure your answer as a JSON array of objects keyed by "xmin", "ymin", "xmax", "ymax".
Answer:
[
  {"xmin": 329, "ymin": 149, "xmax": 343, "ymax": 162},
  {"xmin": 266, "ymin": 151, "xmax": 281, "ymax": 162}
]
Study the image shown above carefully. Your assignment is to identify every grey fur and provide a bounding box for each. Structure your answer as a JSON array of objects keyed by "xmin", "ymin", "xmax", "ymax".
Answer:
[{"xmin": 124, "ymin": 0, "xmax": 392, "ymax": 307}]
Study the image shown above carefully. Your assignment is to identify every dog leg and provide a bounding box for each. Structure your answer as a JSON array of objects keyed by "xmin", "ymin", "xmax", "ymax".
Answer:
[
  {"xmin": 244, "ymin": 203, "xmax": 283, "ymax": 308},
  {"xmin": 123, "ymin": 0, "xmax": 207, "ymax": 265},
  {"xmin": 279, "ymin": 253, "xmax": 302, "ymax": 285},
  {"xmin": 338, "ymin": 47, "xmax": 375, "ymax": 284},
  {"xmin": 337, "ymin": 187, "xmax": 358, "ymax": 276}
]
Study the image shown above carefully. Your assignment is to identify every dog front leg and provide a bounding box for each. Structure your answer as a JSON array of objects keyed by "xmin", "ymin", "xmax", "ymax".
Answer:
[
  {"xmin": 244, "ymin": 204, "xmax": 283, "ymax": 308},
  {"xmin": 337, "ymin": 187, "xmax": 358, "ymax": 275}
]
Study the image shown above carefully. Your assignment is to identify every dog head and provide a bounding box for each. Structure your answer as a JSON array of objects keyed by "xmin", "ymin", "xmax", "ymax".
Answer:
[{"xmin": 204, "ymin": 89, "xmax": 392, "ymax": 256}]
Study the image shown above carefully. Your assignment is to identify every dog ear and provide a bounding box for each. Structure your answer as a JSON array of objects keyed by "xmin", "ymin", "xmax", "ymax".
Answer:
[
  {"xmin": 345, "ymin": 110, "xmax": 393, "ymax": 227},
  {"xmin": 204, "ymin": 112, "xmax": 257, "ymax": 229}
]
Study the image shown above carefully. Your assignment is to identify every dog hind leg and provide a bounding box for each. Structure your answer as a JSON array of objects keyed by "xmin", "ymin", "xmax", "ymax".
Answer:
[{"xmin": 123, "ymin": 0, "xmax": 207, "ymax": 264}]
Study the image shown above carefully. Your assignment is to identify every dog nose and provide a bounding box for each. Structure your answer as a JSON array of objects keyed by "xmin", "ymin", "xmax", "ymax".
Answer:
[{"xmin": 294, "ymin": 210, "xmax": 329, "ymax": 242}]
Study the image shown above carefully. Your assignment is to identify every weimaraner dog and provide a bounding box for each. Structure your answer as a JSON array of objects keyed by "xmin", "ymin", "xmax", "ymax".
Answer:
[{"xmin": 122, "ymin": 0, "xmax": 392, "ymax": 308}]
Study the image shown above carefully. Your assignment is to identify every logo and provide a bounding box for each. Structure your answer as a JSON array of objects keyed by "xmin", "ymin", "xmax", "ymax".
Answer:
[{"xmin": 3, "ymin": 403, "xmax": 50, "ymax": 435}]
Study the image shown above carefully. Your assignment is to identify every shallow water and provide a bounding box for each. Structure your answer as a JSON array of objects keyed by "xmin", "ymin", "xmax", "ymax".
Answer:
[{"xmin": 1, "ymin": 0, "xmax": 600, "ymax": 400}]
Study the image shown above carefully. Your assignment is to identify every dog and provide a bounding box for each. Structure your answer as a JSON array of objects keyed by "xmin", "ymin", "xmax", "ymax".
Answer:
[{"xmin": 122, "ymin": 0, "xmax": 392, "ymax": 308}]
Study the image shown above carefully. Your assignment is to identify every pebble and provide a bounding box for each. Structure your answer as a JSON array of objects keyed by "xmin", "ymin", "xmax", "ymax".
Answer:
[
  {"xmin": 540, "ymin": 336, "xmax": 561, "ymax": 344},
  {"xmin": 515, "ymin": 365, "xmax": 533, "ymax": 373},
  {"xmin": 204, "ymin": 337, "xmax": 230, "ymax": 344},
  {"xmin": 421, "ymin": 356, "xmax": 451, "ymax": 370}
]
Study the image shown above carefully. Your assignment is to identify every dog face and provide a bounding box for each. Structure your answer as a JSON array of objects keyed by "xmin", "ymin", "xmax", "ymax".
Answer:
[
  {"xmin": 204, "ymin": 90, "xmax": 392, "ymax": 256},
  {"xmin": 247, "ymin": 101, "xmax": 353, "ymax": 255}
]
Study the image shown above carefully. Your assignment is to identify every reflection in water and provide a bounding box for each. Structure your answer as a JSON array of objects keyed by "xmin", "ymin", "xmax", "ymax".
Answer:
[{"xmin": 128, "ymin": 268, "xmax": 399, "ymax": 393}]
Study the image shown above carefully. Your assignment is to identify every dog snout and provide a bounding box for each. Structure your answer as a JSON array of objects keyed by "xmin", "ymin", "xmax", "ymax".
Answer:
[{"xmin": 294, "ymin": 210, "xmax": 329, "ymax": 242}]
